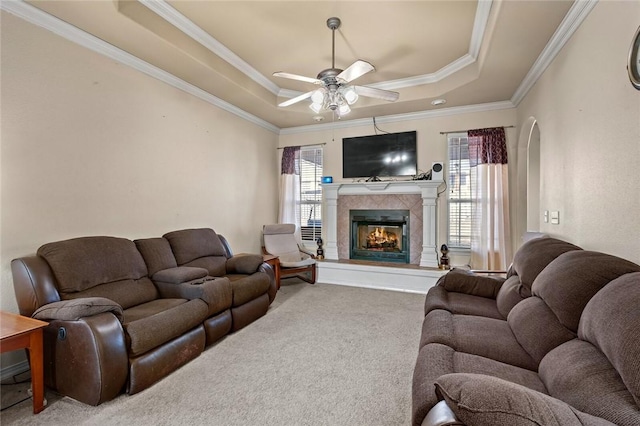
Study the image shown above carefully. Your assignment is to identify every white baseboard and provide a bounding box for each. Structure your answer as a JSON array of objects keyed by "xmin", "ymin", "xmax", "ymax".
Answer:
[
  {"xmin": 1, "ymin": 360, "xmax": 30, "ymax": 382},
  {"xmin": 317, "ymin": 261, "xmax": 446, "ymax": 294}
]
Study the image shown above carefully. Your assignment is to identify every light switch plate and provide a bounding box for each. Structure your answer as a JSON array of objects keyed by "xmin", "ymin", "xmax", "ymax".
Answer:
[
  {"xmin": 543, "ymin": 210, "xmax": 549, "ymax": 223},
  {"xmin": 551, "ymin": 211, "xmax": 560, "ymax": 225}
]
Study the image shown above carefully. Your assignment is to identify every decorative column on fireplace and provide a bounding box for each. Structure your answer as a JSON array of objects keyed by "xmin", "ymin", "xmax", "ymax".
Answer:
[{"xmin": 350, "ymin": 210, "xmax": 410, "ymax": 263}]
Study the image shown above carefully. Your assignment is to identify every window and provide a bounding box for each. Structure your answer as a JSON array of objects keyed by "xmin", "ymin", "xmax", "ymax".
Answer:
[
  {"xmin": 447, "ymin": 133, "xmax": 471, "ymax": 248},
  {"xmin": 298, "ymin": 146, "xmax": 323, "ymax": 242}
]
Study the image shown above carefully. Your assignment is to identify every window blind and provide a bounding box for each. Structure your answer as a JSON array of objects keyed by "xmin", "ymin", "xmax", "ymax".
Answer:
[
  {"xmin": 448, "ymin": 134, "xmax": 472, "ymax": 248},
  {"xmin": 298, "ymin": 147, "xmax": 323, "ymax": 241}
]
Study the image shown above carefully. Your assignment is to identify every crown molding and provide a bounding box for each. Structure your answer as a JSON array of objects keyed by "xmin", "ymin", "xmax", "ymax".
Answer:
[
  {"xmin": 469, "ymin": 0, "xmax": 493, "ymax": 58},
  {"xmin": 138, "ymin": 0, "xmax": 281, "ymax": 96},
  {"xmin": 510, "ymin": 0, "xmax": 598, "ymax": 105},
  {"xmin": 1, "ymin": 0, "xmax": 280, "ymax": 134},
  {"xmin": 375, "ymin": 0, "xmax": 492, "ymax": 90},
  {"xmin": 370, "ymin": 54, "xmax": 476, "ymax": 91},
  {"xmin": 279, "ymin": 101, "xmax": 515, "ymax": 135}
]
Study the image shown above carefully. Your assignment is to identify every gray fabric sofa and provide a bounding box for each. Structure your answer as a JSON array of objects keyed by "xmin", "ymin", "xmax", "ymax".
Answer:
[
  {"xmin": 11, "ymin": 228, "xmax": 276, "ymax": 406},
  {"xmin": 413, "ymin": 242, "xmax": 640, "ymax": 426}
]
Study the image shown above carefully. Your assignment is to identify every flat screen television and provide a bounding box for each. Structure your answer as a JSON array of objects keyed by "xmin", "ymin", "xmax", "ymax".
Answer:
[{"xmin": 342, "ymin": 131, "xmax": 417, "ymax": 179}]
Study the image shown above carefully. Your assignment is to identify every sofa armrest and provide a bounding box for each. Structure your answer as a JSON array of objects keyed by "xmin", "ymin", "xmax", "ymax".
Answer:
[
  {"xmin": 44, "ymin": 313, "xmax": 128, "ymax": 405},
  {"xmin": 154, "ymin": 277, "xmax": 232, "ymax": 316},
  {"xmin": 226, "ymin": 254, "xmax": 264, "ymax": 274},
  {"xmin": 436, "ymin": 268, "xmax": 505, "ymax": 299},
  {"xmin": 152, "ymin": 266, "xmax": 208, "ymax": 284},
  {"xmin": 33, "ymin": 297, "xmax": 123, "ymax": 323}
]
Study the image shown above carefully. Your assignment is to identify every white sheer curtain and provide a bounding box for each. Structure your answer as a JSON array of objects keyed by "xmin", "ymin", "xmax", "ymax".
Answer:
[
  {"xmin": 469, "ymin": 128, "xmax": 512, "ymax": 270},
  {"xmin": 278, "ymin": 146, "xmax": 301, "ymax": 235}
]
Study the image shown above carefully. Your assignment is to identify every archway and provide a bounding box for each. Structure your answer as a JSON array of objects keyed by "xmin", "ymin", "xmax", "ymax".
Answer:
[{"xmin": 527, "ymin": 121, "xmax": 541, "ymax": 231}]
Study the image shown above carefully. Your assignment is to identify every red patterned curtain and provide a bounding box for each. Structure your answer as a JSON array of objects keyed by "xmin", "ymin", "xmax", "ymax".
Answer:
[
  {"xmin": 281, "ymin": 146, "xmax": 300, "ymax": 175},
  {"xmin": 279, "ymin": 146, "xmax": 301, "ymax": 230},
  {"xmin": 468, "ymin": 127, "xmax": 508, "ymax": 166},
  {"xmin": 467, "ymin": 127, "xmax": 511, "ymax": 270}
]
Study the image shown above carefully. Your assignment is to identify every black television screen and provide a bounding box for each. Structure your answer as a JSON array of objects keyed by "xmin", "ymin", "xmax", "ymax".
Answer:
[{"xmin": 342, "ymin": 131, "xmax": 417, "ymax": 179}]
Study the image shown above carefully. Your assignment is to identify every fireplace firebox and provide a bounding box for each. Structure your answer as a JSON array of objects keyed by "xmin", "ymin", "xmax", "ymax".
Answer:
[{"xmin": 349, "ymin": 209, "xmax": 410, "ymax": 263}]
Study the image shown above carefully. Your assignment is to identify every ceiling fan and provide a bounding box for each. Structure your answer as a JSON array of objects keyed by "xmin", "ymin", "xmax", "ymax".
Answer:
[{"xmin": 273, "ymin": 17, "xmax": 399, "ymax": 117}]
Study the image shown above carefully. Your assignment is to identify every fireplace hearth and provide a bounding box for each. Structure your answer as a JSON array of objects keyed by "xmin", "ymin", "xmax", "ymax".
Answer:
[{"xmin": 350, "ymin": 209, "xmax": 410, "ymax": 263}]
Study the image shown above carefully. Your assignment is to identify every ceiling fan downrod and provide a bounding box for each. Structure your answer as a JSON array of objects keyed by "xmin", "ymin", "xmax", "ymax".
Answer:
[{"xmin": 327, "ymin": 17, "xmax": 341, "ymax": 70}]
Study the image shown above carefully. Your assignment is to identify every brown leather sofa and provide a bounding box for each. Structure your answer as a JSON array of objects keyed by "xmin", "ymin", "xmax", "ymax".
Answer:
[
  {"xmin": 413, "ymin": 241, "xmax": 640, "ymax": 426},
  {"xmin": 11, "ymin": 228, "xmax": 276, "ymax": 406}
]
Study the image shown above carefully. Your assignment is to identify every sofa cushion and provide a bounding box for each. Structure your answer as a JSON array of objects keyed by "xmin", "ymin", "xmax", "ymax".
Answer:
[
  {"xmin": 539, "ymin": 339, "xmax": 640, "ymax": 426},
  {"xmin": 434, "ymin": 373, "xmax": 615, "ymax": 426},
  {"xmin": 507, "ymin": 296, "xmax": 576, "ymax": 364},
  {"xmin": 123, "ymin": 298, "xmax": 209, "ymax": 356},
  {"xmin": 495, "ymin": 275, "xmax": 527, "ymax": 318},
  {"xmin": 578, "ymin": 272, "xmax": 640, "ymax": 408},
  {"xmin": 134, "ymin": 238, "xmax": 177, "ymax": 276},
  {"xmin": 532, "ymin": 251, "xmax": 640, "ymax": 332},
  {"xmin": 33, "ymin": 297, "xmax": 124, "ymax": 323},
  {"xmin": 508, "ymin": 237, "xmax": 582, "ymax": 297},
  {"xmin": 60, "ymin": 277, "xmax": 158, "ymax": 310},
  {"xmin": 412, "ymin": 343, "xmax": 547, "ymax": 426},
  {"xmin": 163, "ymin": 228, "xmax": 227, "ymax": 265},
  {"xmin": 506, "ymin": 251, "xmax": 640, "ymax": 367},
  {"xmin": 420, "ymin": 310, "xmax": 537, "ymax": 370},
  {"xmin": 38, "ymin": 236, "xmax": 148, "ymax": 293}
]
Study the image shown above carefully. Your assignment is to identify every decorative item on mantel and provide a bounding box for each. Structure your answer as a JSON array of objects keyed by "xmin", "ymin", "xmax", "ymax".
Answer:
[
  {"xmin": 439, "ymin": 244, "xmax": 450, "ymax": 270},
  {"xmin": 316, "ymin": 237, "xmax": 325, "ymax": 260}
]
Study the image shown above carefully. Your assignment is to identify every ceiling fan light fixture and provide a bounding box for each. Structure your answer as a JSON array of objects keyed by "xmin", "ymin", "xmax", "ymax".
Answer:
[
  {"xmin": 338, "ymin": 103, "xmax": 351, "ymax": 116},
  {"xmin": 309, "ymin": 102, "xmax": 323, "ymax": 114},
  {"xmin": 341, "ymin": 86, "xmax": 359, "ymax": 105},
  {"xmin": 311, "ymin": 88, "xmax": 326, "ymax": 104}
]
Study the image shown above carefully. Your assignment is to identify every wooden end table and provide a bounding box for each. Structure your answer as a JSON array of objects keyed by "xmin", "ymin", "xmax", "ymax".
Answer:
[
  {"xmin": 0, "ymin": 311, "xmax": 48, "ymax": 413},
  {"xmin": 263, "ymin": 254, "xmax": 281, "ymax": 290}
]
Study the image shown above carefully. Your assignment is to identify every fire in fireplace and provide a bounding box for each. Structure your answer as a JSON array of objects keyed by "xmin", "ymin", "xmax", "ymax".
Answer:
[
  {"xmin": 365, "ymin": 227, "xmax": 399, "ymax": 249},
  {"xmin": 349, "ymin": 209, "xmax": 410, "ymax": 263}
]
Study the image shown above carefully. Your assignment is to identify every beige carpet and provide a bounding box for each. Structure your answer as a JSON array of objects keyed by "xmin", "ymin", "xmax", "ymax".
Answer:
[{"xmin": 1, "ymin": 281, "xmax": 425, "ymax": 425}]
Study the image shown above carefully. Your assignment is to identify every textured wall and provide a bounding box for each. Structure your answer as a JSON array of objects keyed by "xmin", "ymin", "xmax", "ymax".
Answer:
[
  {"xmin": 515, "ymin": 1, "xmax": 640, "ymax": 263},
  {"xmin": 1, "ymin": 13, "xmax": 278, "ymax": 367}
]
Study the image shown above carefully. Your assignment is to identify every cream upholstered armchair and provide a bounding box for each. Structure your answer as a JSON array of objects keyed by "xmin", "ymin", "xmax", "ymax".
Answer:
[{"xmin": 262, "ymin": 224, "xmax": 316, "ymax": 286}]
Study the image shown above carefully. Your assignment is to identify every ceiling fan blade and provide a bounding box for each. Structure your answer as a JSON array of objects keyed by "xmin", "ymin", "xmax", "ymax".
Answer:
[
  {"xmin": 273, "ymin": 72, "xmax": 322, "ymax": 85},
  {"xmin": 278, "ymin": 91, "xmax": 315, "ymax": 107},
  {"xmin": 337, "ymin": 60, "xmax": 375, "ymax": 83},
  {"xmin": 354, "ymin": 85, "xmax": 399, "ymax": 102}
]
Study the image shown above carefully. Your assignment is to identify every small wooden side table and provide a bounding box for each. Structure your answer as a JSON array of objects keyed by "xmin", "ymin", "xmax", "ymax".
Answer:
[
  {"xmin": 262, "ymin": 254, "xmax": 281, "ymax": 290},
  {"xmin": 0, "ymin": 311, "xmax": 48, "ymax": 414}
]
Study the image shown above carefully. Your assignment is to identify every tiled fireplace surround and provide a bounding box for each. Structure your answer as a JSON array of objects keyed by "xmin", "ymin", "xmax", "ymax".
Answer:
[
  {"xmin": 318, "ymin": 181, "xmax": 447, "ymax": 293},
  {"xmin": 340, "ymin": 195, "xmax": 422, "ymax": 264}
]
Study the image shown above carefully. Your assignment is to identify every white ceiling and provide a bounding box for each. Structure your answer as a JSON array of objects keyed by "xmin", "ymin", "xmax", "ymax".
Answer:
[{"xmin": 13, "ymin": 1, "xmax": 578, "ymax": 130}]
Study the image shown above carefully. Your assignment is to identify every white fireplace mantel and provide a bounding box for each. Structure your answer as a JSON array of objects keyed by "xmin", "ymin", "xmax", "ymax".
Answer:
[{"xmin": 322, "ymin": 180, "xmax": 444, "ymax": 268}]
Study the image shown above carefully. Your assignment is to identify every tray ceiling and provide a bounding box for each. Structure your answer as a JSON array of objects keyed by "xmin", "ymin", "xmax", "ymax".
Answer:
[{"xmin": 18, "ymin": 1, "xmax": 576, "ymax": 129}]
